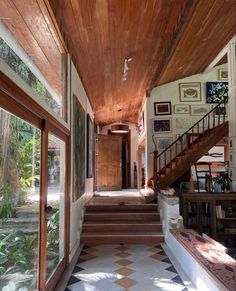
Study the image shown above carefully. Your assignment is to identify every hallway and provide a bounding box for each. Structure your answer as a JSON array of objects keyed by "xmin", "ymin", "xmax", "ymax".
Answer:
[{"xmin": 64, "ymin": 243, "xmax": 195, "ymax": 291}]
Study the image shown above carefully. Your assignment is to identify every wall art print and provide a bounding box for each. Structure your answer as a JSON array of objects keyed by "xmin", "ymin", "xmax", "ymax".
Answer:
[
  {"xmin": 174, "ymin": 104, "xmax": 189, "ymax": 114},
  {"xmin": 179, "ymin": 82, "xmax": 201, "ymax": 102},
  {"xmin": 152, "ymin": 118, "xmax": 172, "ymax": 133},
  {"xmin": 157, "ymin": 137, "xmax": 173, "ymax": 150},
  {"xmin": 190, "ymin": 105, "xmax": 209, "ymax": 116},
  {"xmin": 154, "ymin": 102, "xmax": 172, "ymax": 115},
  {"xmin": 87, "ymin": 114, "xmax": 94, "ymax": 178},
  {"xmin": 206, "ymin": 82, "xmax": 228, "ymax": 103},
  {"xmin": 73, "ymin": 95, "xmax": 85, "ymax": 201},
  {"xmin": 218, "ymin": 69, "xmax": 228, "ymax": 80}
]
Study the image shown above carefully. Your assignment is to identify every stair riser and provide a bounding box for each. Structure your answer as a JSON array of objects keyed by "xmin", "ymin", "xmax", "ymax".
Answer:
[
  {"xmin": 81, "ymin": 236, "xmax": 164, "ymax": 244},
  {"xmin": 84, "ymin": 214, "xmax": 160, "ymax": 222},
  {"xmin": 83, "ymin": 224, "xmax": 162, "ymax": 232},
  {"xmin": 86, "ymin": 205, "xmax": 158, "ymax": 212}
]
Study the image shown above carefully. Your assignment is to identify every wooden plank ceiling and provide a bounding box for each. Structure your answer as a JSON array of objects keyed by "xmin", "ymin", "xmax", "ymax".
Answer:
[
  {"xmin": 155, "ymin": 0, "xmax": 236, "ymax": 86},
  {"xmin": 49, "ymin": 0, "xmax": 187, "ymax": 125},
  {"xmin": 0, "ymin": 0, "xmax": 62, "ymax": 96}
]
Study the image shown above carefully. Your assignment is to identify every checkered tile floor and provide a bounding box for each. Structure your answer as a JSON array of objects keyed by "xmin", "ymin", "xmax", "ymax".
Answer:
[{"xmin": 65, "ymin": 244, "xmax": 191, "ymax": 291}]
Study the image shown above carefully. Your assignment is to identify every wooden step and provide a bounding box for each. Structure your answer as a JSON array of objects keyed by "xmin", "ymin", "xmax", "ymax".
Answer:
[
  {"xmin": 80, "ymin": 232, "xmax": 164, "ymax": 244},
  {"xmin": 84, "ymin": 212, "xmax": 160, "ymax": 222},
  {"xmin": 86, "ymin": 204, "xmax": 158, "ymax": 213},
  {"xmin": 82, "ymin": 222, "xmax": 162, "ymax": 232}
]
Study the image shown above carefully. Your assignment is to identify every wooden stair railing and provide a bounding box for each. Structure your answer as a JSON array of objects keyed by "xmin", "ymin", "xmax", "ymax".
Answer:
[{"xmin": 153, "ymin": 98, "xmax": 228, "ymax": 193}]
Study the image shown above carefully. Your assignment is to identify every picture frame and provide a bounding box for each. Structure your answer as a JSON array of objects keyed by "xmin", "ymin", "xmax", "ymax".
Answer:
[
  {"xmin": 190, "ymin": 105, "xmax": 209, "ymax": 116},
  {"xmin": 213, "ymin": 106, "xmax": 227, "ymax": 116},
  {"xmin": 206, "ymin": 82, "xmax": 228, "ymax": 103},
  {"xmin": 157, "ymin": 137, "xmax": 173, "ymax": 150},
  {"xmin": 174, "ymin": 104, "xmax": 189, "ymax": 114},
  {"xmin": 154, "ymin": 102, "xmax": 172, "ymax": 116},
  {"xmin": 73, "ymin": 95, "xmax": 86, "ymax": 201},
  {"xmin": 152, "ymin": 118, "xmax": 172, "ymax": 133},
  {"xmin": 218, "ymin": 68, "xmax": 228, "ymax": 80},
  {"xmin": 87, "ymin": 114, "xmax": 94, "ymax": 178},
  {"xmin": 179, "ymin": 82, "xmax": 201, "ymax": 102}
]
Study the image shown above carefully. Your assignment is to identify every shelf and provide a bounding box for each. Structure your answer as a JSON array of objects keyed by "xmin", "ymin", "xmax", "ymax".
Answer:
[
  {"xmin": 216, "ymin": 232, "xmax": 236, "ymax": 236},
  {"xmin": 217, "ymin": 217, "xmax": 236, "ymax": 221}
]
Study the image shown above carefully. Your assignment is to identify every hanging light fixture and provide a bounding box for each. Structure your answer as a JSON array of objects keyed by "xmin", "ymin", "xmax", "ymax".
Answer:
[{"xmin": 111, "ymin": 123, "xmax": 129, "ymax": 133}]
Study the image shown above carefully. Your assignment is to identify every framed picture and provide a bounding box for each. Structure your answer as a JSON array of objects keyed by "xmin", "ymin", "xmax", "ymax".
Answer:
[
  {"xmin": 206, "ymin": 82, "xmax": 228, "ymax": 103},
  {"xmin": 179, "ymin": 82, "xmax": 201, "ymax": 102},
  {"xmin": 152, "ymin": 118, "xmax": 172, "ymax": 133},
  {"xmin": 214, "ymin": 106, "xmax": 227, "ymax": 116},
  {"xmin": 190, "ymin": 105, "xmax": 209, "ymax": 116},
  {"xmin": 174, "ymin": 104, "xmax": 189, "ymax": 114},
  {"xmin": 154, "ymin": 102, "xmax": 171, "ymax": 115},
  {"xmin": 157, "ymin": 137, "xmax": 173, "ymax": 150},
  {"xmin": 218, "ymin": 69, "xmax": 228, "ymax": 80},
  {"xmin": 198, "ymin": 146, "xmax": 225, "ymax": 163},
  {"xmin": 87, "ymin": 114, "xmax": 94, "ymax": 178},
  {"xmin": 73, "ymin": 95, "xmax": 86, "ymax": 201}
]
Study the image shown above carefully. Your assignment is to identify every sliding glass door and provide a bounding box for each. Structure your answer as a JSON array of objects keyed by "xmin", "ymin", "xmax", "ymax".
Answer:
[
  {"xmin": 0, "ymin": 90, "xmax": 69, "ymax": 290},
  {"xmin": 46, "ymin": 133, "xmax": 65, "ymax": 281},
  {"xmin": 0, "ymin": 107, "xmax": 41, "ymax": 290}
]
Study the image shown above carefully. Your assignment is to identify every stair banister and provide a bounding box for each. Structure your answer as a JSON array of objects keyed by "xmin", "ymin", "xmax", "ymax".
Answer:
[{"xmin": 154, "ymin": 97, "xmax": 227, "ymax": 180}]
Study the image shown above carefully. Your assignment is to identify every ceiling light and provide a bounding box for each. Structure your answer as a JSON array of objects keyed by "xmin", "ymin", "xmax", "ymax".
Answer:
[
  {"xmin": 111, "ymin": 124, "xmax": 129, "ymax": 133},
  {"xmin": 122, "ymin": 57, "xmax": 132, "ymax": 81}
]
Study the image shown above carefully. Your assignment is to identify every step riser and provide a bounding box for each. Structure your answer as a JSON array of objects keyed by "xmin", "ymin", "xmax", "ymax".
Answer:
[
  {"xmin": 86, "ymin": 205, "xmax": 158, "ymax": 212},
  {"xmin": 81, "ymin": 236, "xmax": 164, "ymax": 244},
  {"xmin": 84, "ymin": 214, "xmax": 160, "ymax": 222},
  {"xmin": 83, "ymin": 224, "xmax": 162, "ymax": 232}
]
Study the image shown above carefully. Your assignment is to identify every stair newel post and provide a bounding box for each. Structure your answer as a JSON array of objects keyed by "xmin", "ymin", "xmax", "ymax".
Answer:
[
  {"xmin": 152, "ymin": 135, "xmax": 158, "ymax": 199},
  {"xmin": 203, "ymin": 118, "xmax": 205, "ymax": 133},
  {"xmin": 218, "ymin": 110, "xmax": 220, "ymax": 125},
  {"xmin": 208, "ymin": 114, "xmax": 210, "ymax": 131}
]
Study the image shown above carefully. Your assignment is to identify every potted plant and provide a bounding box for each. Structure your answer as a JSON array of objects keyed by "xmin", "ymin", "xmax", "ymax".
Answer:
[{"xmin": 213, "ymin": 172, "xmax": 232, "ymax": 192}]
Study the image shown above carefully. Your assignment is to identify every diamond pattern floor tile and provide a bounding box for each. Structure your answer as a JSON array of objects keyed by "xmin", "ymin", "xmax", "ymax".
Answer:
[
  {"xmin": 115, "ymin": 267, "xmax": 136, "ymax": 276},
  {"xmin": 115, "ymin": 258, "xmax": 133, "ymax": 266},
  {"xmin": 114, "ymin": 277, "xmax": 138, "ymax": 288},
  {"xmin": 65, "ymin": 244, "xmax": 190, "ymax": 290},
  {"xmin": 115, "ymin": 252, "xmax": 131, "ymax": 258}
]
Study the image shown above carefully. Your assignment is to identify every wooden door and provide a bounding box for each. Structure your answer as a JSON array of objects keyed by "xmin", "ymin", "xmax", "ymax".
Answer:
[{"xmin": 97, "ymin": 134, "xmax": 122, "ymax": 191}]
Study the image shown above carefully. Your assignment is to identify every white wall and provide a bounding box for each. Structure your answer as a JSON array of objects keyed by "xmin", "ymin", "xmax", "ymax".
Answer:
[
  {"xmin": 101, "ymin": 122, "xmax": 139, "ymax": 188},
  {"xmin": 69, "ymin": 59, "xmax": 94, "ymax": 260},
  {"xmin": 146, "ymin": 64, "xmax": 228, "ymax": 179}
]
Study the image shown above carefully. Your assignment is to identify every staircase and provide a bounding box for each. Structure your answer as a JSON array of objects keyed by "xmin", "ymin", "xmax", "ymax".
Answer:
[
  {"xmin": 81, "ymin": 204, "xmax": 164, "ymax": 244},
  {"xmin": 154, "ymin": 99, "xmax": 228, "ymax": 190}
]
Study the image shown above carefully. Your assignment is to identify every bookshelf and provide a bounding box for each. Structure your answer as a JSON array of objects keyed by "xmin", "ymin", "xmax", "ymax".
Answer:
[{"xmin": 180, "ymin": 192, "xmax": 236, "ymax": 258}]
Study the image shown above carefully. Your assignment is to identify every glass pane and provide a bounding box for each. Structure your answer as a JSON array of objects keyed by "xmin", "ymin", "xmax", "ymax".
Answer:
[
  {"xmin": 0, "ymin": 36, "xmax": 63, "ymax": 117},
  {"xmin": 0, "ymin": 107, "xmax": 40, "ymax": 290},
  {"xmin": 46, "ymin": 134, "xmax": 65, "ymax": 280}
]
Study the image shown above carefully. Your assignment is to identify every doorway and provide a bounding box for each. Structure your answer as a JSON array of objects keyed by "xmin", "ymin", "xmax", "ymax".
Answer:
[{"xmin": 108, "ymin": 129, "xmax": 131, "ymax": 189}]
